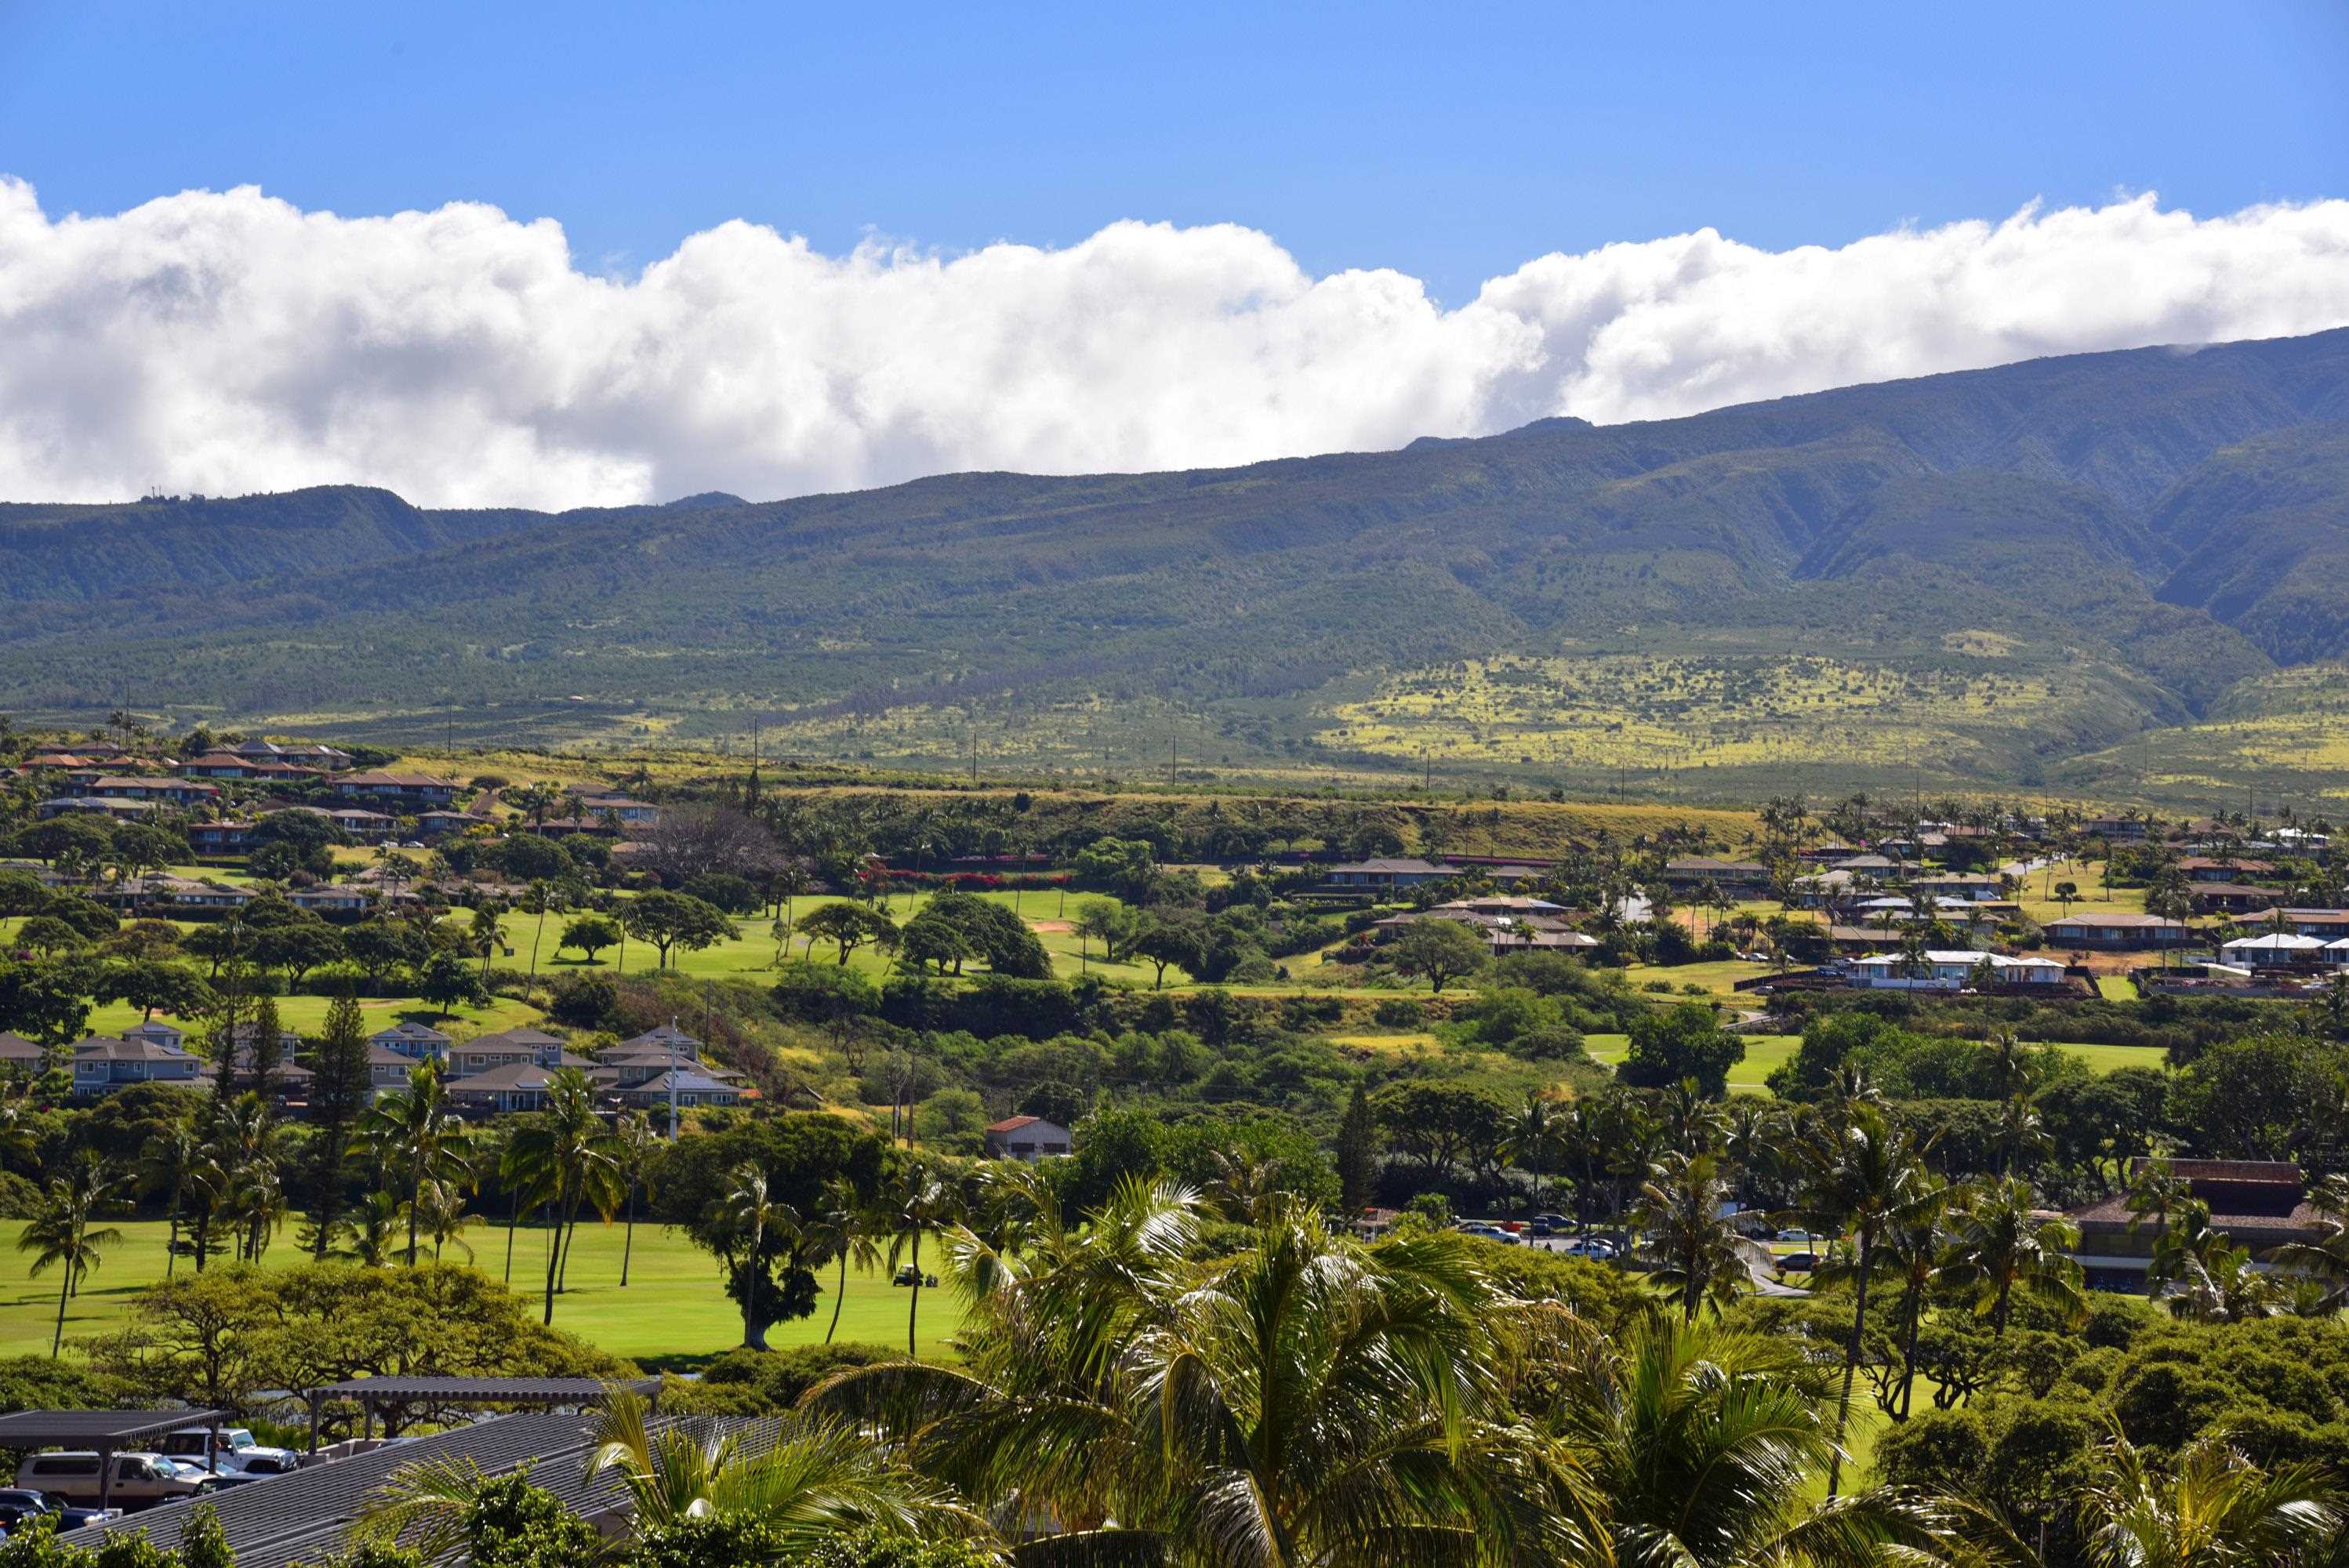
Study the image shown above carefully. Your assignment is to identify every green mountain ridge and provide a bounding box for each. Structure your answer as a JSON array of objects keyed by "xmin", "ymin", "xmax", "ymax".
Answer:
[{"xmin": 6, "ymin": 327, "xmax": 2349, "ymax": 803}]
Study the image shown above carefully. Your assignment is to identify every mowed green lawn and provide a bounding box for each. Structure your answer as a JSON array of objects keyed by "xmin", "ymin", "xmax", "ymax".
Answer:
[
  {"xmin": 0, "ymin": 1219, "xmax": 964, "ymax": 1367},
  {"xmin": 1582, "ymin": 1033, "xmax": 1799, "ymax": 1094}
]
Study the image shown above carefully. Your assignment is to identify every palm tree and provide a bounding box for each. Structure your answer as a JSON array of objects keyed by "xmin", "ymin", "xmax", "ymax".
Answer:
[
  {"xmin": 809, "ymin": 1178, "xmax": 883, "ymax": 1345},
  {"xmin": 17, "ymin": 1160, "xmax": 125, "ymax": 1356},
  {"xmin": 1634, "ymin": 1150, "xmax": 1752, "ymax": 1322},
  {"xmin": 1792, "ymin": 1101, "xmax": 1933, "ymax": 1497},
  {"xmin": 1505, "ymin": 1092, "xmax": 1562, "ymax": 1212},
  {"xmin": 503, "ymin": 1069, "xmax": 622, "ymax": 1325},
  {"xmin": 2071, "ymin": 1428, "xmax": 2340, "ymax": 1568},
  {"xmin": 612, "ymin": 1112, "xmax": 662, "ymax": 1288},
  {"xmin": 815, "ymin": 1193, "xmax": 1606, "ymax": 1565},
  {"xmin": 334, "ymin": 1189, "xmax": 405, "ymax": 1266},
  {"xmin": 881, "ymin": 1159, "xmax": 960, "ymax": 1357},
  {"xmin": 1867, "ymin": 1173, "xmax": 1953, "ymax": 1421},
  {"xmin": 408, "ymin": 1178, "xmax": 477, "ymax": 1263},
  {"xmin": 578, "ymin": 1390, "xmax": 978, "ymax": 1552},
  {"xmin": 1941, "ymin": 1176, "xmax": 2086, "ymax": 1338},
  {"xmin": 358, "ymin": 1062, "xmax": 471, "ymax": 1267},
  {"xmin": 2267, "ymin": 1172, "xmax": 2349, "ymax": 1309},
  {"xmin": 1549, "ymin": 1312, "xmax": 1952, "ymax": 1568},
  {"xmin": 722, "ymin": 1161, "xmax": 795, "ymax": 1351},
  {"xmin": 137, "ymin": 1124, "xmax": 201, "ymax": 1280}
]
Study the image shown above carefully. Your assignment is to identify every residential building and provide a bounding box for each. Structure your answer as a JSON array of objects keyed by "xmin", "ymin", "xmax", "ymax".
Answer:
[
  {"xmin": 2220, "ymin": 933, "xmax": 2332, "ymax": 968},
  {"xmin": 445, "ymin": 1062, "xmax": 564, "ymax": 1113},
  {"xmin": 71, "ymin": 1036, "xmax": 204, "ymax": 1092},
  {"xmin": 2191, "ymin": 882, "xmax": 2284, "ymax": 916},
  {"xmin": 2068, "ymin": 1160, "xmax": 2317, "ymax": 1290},
  {"xmin": 37, "ymin": 796, "xmax": 156, "ymax": 821},
  {"xmin": 288, "ymin": 885, "xmax": 371, "ymax": 916},
  {"xmin": 2042, "ymin": 912, "xmax": 2196, "ymax": 950},
  {"xmin": 985, "ymin": 1115, "xmax": 1073, "ymax": 1162},
  {"xmin": 1661, "ymin": 857, "xmax": 1771, "ymax": 893},
  {"xmin": 367, "ymin": 1044, "xmax": 423, "ymax": 1092},
  {"xmin": 446, "ymin": 1028, "xmax": 579, "ymax": 1077},
  {"xmin": 119, "ymin": 1020, "xmax": 187, "ymax": 1052},
  {"xmin": 2178, "ymin": 857, "xmax": 2277, "ymax": 884},
  {"xmin": 186, "ymin": 820, "xmax": 256, "ymax": 854},
  {"xmin": 605, "ymin": 1069, "xmax": 743, "ymax": 1111},
  {"xmin": 333, "ymin": 771, "xmax": 458, "ymax": 807},
  {"xmin": 1841, "ymin": 950, "xmax": 2067, "ymax": 989},
  {"xmin": 1905, "ymin": 873, "xmax": 2006, "ymax": 902},
  {"xmin": 0, "ymin": 1033, "xmax": 48, "ymax": 1073},
  {"xmin": 93, "ymin": 776, "xmax": 220, "ymax": 807},
  {"xmin": 370, "ymin": 1022, "xmax": 452, "ymax": 1062},
  {"xmin": 1319, "ymin": 858, "xmax": 1449, "ymax": 890}
]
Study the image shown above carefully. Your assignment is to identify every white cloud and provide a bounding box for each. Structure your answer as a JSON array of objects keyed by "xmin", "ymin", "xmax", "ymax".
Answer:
[{"xmin": 1, "ymin": 181, "xmax": 2345, "ymax": 510}]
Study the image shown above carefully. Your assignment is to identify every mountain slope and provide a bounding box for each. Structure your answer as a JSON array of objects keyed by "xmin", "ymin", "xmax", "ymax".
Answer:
[{"xmin": 5, "ymin": 326, "xmax": 2349, "ymax": 798}]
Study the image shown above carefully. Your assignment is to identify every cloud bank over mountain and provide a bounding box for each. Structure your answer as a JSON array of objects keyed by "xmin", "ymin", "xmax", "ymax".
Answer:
[{"xmin": 2, "ymin": 179, "xmax": 2346, "ymax": 510}]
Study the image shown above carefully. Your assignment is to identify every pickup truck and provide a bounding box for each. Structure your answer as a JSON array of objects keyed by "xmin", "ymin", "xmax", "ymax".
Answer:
[
  {"xmin": 154, "ymin": 1429, "xmax": 301, "ymax": 1479},
  {"xmin": 13, "ymin": 1453, "xmax": 212, "ymax": 1510}
]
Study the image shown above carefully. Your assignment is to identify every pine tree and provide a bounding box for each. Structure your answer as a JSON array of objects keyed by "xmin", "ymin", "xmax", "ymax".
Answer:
[
  {"xmin": 1337, "ymin": 1079, "xmax": 1378, "ymax": 1215},
  {"xmin": 249, "ymin": 993, "xmax": 285, "ymax": 1102},
  {"xmin": 309, "ymin": 990, "xmax": 372, "ymax": 1257}
]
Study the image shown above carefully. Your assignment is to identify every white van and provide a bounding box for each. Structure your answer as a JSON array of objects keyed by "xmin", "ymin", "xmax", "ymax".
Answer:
[{"xmin": 13, "ymin": 1453, "xmax": 212, "ymax": 1509}]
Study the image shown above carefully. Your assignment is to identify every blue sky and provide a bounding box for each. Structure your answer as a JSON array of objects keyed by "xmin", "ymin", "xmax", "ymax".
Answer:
[{"xmin": 3, "ymin": 0, "xmax": 2343, "ymax": 303}]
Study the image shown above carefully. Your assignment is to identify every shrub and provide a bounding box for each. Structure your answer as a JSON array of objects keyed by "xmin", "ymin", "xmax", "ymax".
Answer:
[
  {"xmin": 663, "ymin": 1342, "xmax": 895, "ymax": 1414},
  {"xmin": 1371, "ymin": 998, "xmax": 1424, "ymax": 1029}
]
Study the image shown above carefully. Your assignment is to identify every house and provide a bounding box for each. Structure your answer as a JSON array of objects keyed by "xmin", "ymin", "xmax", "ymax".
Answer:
[
  {"xmin": 37, "ymin": 796, "xmax": 155, "ymax": 821},
  {"xmin": 2220, "ymin": 933, "xmax": 2331, "ymax": 968},
  {"xmin": 2277, "ymin": 909, "xmax": 2349, "ymax": 939},
  {"xmin": 147, "ymin": 876, "xmax": 252, "ymax": 912},
  {"xmin": 287, "ymin": 885, "xmax": 371, "ymax": 916},
  {"xmin": 1661, "ymin": 857, "xmax": 1771, "ymax": 895},
  {"xmin": 1829, "ymin": 854, "xmax": 1907, "ymax": 877},
  {"xmin": 334, "ymin": 771, "xmax": 458, "ymax": 807},
  {"xmin": 1841, "ymin": 950, "xmax": 2067, "ymax": 990},
  {"xmin": 446, "ymin": 1028, "xmax": 580, "ymax": 1077},
  {"xmin": 93, "ymin": 775, "xmax": 220, "ymax": 807},
  {"xmin": 119, "ymin": 1020, "xmax": 187, "ymax": 1052},
  {"xmin": 985, "ymin": 1115, "xmax": 1072, "ymax": 1162},
  {"xmin": 290, "ymin": 806, "xmax": 399, "ymax": 835},
  {"xmin": 2080, "ymin": 815, "xmax": 2151, "ymax": 843},
  {"xmin": 198, "ymin": 1051, "xmax": 316, "ymax": 1098},
  {"xmin": 444, "ymin": 1062, "xmax": 564, "ymax": 1113},
  {"xmin": 416, "ymin": 810, "xmax": 490, "ymax": 840},
  {"xmin": 1432, "ymin": 896, "xmax": 1568, "ymax": 916},
  {"xmin": 2042, "ymin": 912, "xmax": 2196, "ymax": 950},
  {"xmin": 2068, "ymin": 1160, "xmax": 2318, "ymax": 1290},
  {"xmin": 366, "ymin": 1044, "xmax": 425, "ymax": 1093},
  {"xmin": 578, "ymin": 794, "xmax": 660, "ymax": 826},
  {"xmin": 234, "ymin": 739, "xmax": 354, "ymax": 771},
  {"xmin": 370, "ymin": 1022, "xmax": 452, "ymax": 1062},
  {"xmin": 1905, "ymin": 873, "xmax": 2006, "ymax": 902},
  {"xmin": 0, "ymin": 1033, "xmax": 48, "ymax": 1073},
  {"xmin": 186, "ymin": 820, "xmax": 256, "ymax": 854},
  {"xmin": 1319, "ymin": 858, "xmax": 1449, "ymax": 891},
  {"xmin": 2178, "ymin": 857, "xmax": 2276, "ymax": 884},
  {"xmin": 605, "ymin": 1069, "xmax": 743, "ymax": 1111},
  {"xmin": 2191, "ymin": 882, "xmax": 2284, "ymax": 916},
  {"xmin": 71, "ymin": 1036, "xmax": 204, "ymax": 1092},
  {"xmin": 1483, "ymin": 928, "xmax": 1603, "ymax": 954}
]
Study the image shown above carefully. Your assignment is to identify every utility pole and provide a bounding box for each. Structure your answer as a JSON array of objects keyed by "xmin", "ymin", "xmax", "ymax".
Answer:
[
  {"xmin": 666, "ymin": 1016, "xmax": 681, "ymax": 1142},
  {"xmin": 970, "ymin": 723, "xmax": 978, "ymax": 782},
  {"xmin": 1167, "ymin": 734, "xmax": 1177, "ymax": 790}
]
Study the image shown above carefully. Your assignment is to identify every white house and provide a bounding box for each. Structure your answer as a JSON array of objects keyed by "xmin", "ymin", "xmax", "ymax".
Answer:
[
  {"xmin": 1843, "ymin": 950, "xmax": 2066, "ymax": 990},
  {"xmin": 2221, "ymin": 933, "xmax": 2330, "ymax": 967},
  {"xmin": 985, "ymin": 1115, "xmax": 1073, "ymax": 1162}
]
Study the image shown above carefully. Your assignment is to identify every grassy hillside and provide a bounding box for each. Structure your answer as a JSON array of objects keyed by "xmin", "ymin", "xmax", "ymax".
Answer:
[{"xmin": 8, "ymin": 328, "xmax": 2349, "ymax": 801}]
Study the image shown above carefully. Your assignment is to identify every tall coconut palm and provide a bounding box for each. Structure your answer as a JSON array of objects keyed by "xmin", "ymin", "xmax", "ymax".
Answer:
[
  {"xmin": 358, "ymin": 1062, "xmax": 471, "ymax": 1266},
  {"xmin": 408, "ymin": 1178, "xmax": 477, "ymax": 1263},
  {"xmin": 1867, "ymin": 1173, "xmax": 1954, "ymax": 1421},
  {"xmin": 809, "ymin": 1178, "xmax": 882, "ymax": 1345},
  {"xmin": 1941, "ymin": 1176, "xmax": 2086, "ymax": 1338},
  {"xmin": 1634, "ymin": 1150, "xmax": 1752, "ymax": 1323},
  {"xmin": 881, "ymin": 1159, "xmax": 960, "ymax": 1357},
  {"xmin": 722, "ymin": 1161, "xmax": 797, "ymax": 1351},
  {"xmin": 1548, "ymin": 1312, "xmax": 1952, "ymax": 1568},
  {"xmin": 17, "ymin": 1160, "xmax": 125, "ymax": 1356},
  {"xmin": 137, "ymin": 1123, "xmax": 202, "ymax": 1280},
  {"xmin": 503, "ymin": 1068, "xmax": 621, "ymax": 1325},
  {"xmin": 1505, "ymin": 1092, "xmax": 1563, "ymax": 1212},
  {"xmin": 612, "ymin": 1112, "xmax": 662, "ymax": 1288},
  {"xmin": 333, "ymin": 1189, "xmax": 405, "ymax": 1267},
  {"xmin": 1792, "ymin": 1101, "xmax": 1933, "ymax": 1497},
  {"xmin": 2265, "ymin": 1171, "xmax": 2349, "ymax": 1310}
]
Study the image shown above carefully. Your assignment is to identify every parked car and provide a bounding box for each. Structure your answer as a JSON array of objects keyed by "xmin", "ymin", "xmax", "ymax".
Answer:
[
  {"xmin": 1776, "ymin": 1250, "xmax": 1821, "ymax": 1275},
  {"xmin": 1459, "ymin": 1223, "xmax": 1520, "ymax": 1244},
  {"xmin": 1558, "ymin": 1237, "xmax": 1616, "ymax": 1259},
  {"xmin": 0, "ymin": 1489, "xmax": 115, "ymax": 1532},
  {"xmin": 13, "ymin": 1454, "xmax": 212, "ymax": 1510}
]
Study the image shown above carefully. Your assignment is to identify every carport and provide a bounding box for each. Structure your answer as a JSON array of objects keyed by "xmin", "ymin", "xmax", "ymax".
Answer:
[
  {"xmin": 0, "ymin": 1408, "xmax": 231, "ymax": 1510},
  {"xmin": 301, "ymin": 1376, "xmax": 662, "ymax": 1454}
]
